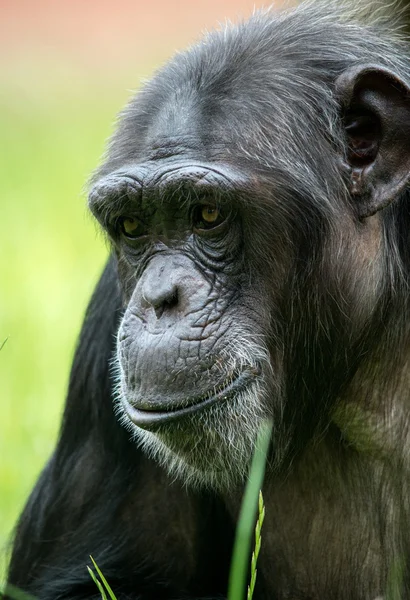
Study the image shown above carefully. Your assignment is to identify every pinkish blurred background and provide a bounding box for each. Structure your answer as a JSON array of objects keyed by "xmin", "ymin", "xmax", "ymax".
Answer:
[{"xmin": 0, "ymin": 1, "xmax": 286, "ymax": 72}]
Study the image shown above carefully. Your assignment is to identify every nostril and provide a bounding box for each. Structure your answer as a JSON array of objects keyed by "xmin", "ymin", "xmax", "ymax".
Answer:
[
  {"xmin": 153, "ymin": 290, "xmax": 178, "ymax": 319},
  {"xmin": 154, "ymin": 305, "xmax": 164, "ymax": 319},
  {"xmin": 140, "ymin": 269, "xmax": 180, "ymax": 319}
]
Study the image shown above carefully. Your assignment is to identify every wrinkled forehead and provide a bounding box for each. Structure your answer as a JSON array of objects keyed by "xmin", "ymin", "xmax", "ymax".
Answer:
[
  {"xmin": 139, "ymin": 91, "xmax": 246, "ymax": 162},
  {"xmin": 124, "ymin": 84, "xmax": 302, "ymax": 174},
  {"xmin": 98, "ymin": 22, "xmax": 341, "ymax": 195}
]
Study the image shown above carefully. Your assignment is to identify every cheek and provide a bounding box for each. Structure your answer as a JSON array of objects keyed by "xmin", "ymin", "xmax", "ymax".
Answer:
[
  {"xmin": 116, "ymin": 256, "xmax": 138, "ymax": 304},
  {"xmin": 116, "ymin": 314, "xmax": 143, "ymax": 375}
]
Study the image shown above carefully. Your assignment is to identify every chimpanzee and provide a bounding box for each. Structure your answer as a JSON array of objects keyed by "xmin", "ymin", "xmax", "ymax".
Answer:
[{"xmin": 7, "ymin": 1, "xmax": 410, "ymax": 598}]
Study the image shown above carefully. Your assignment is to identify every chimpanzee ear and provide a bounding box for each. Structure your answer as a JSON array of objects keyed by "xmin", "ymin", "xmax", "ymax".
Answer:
[{"xmin": 335, "ymin": 64, "xmax": 410, "ymax": 218}]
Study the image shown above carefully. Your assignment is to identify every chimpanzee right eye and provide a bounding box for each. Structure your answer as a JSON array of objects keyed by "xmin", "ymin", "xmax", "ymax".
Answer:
[{"xmin": 118, "ymin": 216, "xmax": 146, "ymax": 239}]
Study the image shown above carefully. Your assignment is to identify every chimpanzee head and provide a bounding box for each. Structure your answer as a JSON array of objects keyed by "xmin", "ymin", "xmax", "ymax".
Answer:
[{"xmin": 89, "ymin": 3, "xmax": 410, "ymax": 490}]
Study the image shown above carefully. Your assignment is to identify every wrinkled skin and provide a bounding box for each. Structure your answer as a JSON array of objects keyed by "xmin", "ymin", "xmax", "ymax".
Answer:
[
  {"xmin": 7, "ymin": 2, "xmax": 410, "ymax": 599},
  {"xmin": 89, "ymin": 162, "xmax": 277, "ymax": 487}
]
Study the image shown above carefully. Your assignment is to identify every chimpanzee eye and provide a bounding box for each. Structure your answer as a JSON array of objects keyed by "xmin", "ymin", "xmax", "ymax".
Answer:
[
  {"xmin": 118, "ymin": 216, "xmax": 146, "ymax": 239},
  {"xmin": 193, "ymin": 205, "xmax": 226, "ymax": 231}
]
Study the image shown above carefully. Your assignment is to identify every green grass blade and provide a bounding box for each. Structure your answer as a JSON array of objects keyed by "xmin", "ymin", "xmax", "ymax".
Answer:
[
  {"xmin": 90, "ymin": 557, "xmax": 117, "ymax": 600},
  {"xmin": 386, "ymin": 558, "xmax": 405, "ymax": 600},
  {"xmin": 227, "ymin": 420, "xmax": 272, "ymax": 600},
  {"xmin": 247, "ymin": 491, "xmax": 265, "ymax": 600},
  {"xmin": 2, "ymin": 584, "xmax": 38, "ymax": 600},
  {"xmin": 87, "ymin": 566, "xmax": 108, "ymax": 600}
]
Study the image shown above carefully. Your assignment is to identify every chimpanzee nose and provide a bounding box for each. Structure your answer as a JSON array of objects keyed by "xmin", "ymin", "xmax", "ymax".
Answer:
[
  {"xmin": 134, "ymin": 254, "xmax": 208, "ymax": 327},
  {"xmin": 138, "ymin": 255, "xmax": 193, "ymax": 322},
  {"xmin": 142, "ymin": 275, "xmax": 178, "ymax": 319}
]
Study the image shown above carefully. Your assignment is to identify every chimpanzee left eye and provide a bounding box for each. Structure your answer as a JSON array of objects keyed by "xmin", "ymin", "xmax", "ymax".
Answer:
[{"xmin": 193, "ymin": 205, "xmax": 226, "ymax": 231}]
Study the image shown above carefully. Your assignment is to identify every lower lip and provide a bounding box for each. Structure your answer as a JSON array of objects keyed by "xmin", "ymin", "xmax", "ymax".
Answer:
[{"xmin": 124, "ymin": 369, "xmax": 258, "ymax": 428}]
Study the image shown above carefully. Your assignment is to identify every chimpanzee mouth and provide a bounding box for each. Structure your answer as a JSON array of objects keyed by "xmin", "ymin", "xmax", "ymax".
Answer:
[{"xmin": 123, "ymin": 366, "xmax": 261, "ymax": 428}]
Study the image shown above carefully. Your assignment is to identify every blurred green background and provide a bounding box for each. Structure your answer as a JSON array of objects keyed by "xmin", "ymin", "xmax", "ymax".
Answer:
[
  {"xmin": 0, "ymin": 0, "xmax": 272, "ymax": 581},
  {"xmin": 0, "ymin": 67, "xmax": 121, "ymax": 578}
]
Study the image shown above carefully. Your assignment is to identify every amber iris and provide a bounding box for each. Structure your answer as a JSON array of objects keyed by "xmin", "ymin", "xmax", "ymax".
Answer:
[
  {"xmin": 194, "ymin": 205, "xmax": 225, "ymax": 230},
  {"xmin": 202, "ymin": 206, "xmax": 220, "ymax": 223},
  {"xmin": 120, "ymin": 217, "xmax": 144, "ymax": 238}
]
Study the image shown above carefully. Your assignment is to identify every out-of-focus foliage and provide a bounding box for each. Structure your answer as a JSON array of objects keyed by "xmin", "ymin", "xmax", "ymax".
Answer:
[{"xmin": 0, "ymin": 66, "xmax": 137, "ymax": 579}]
